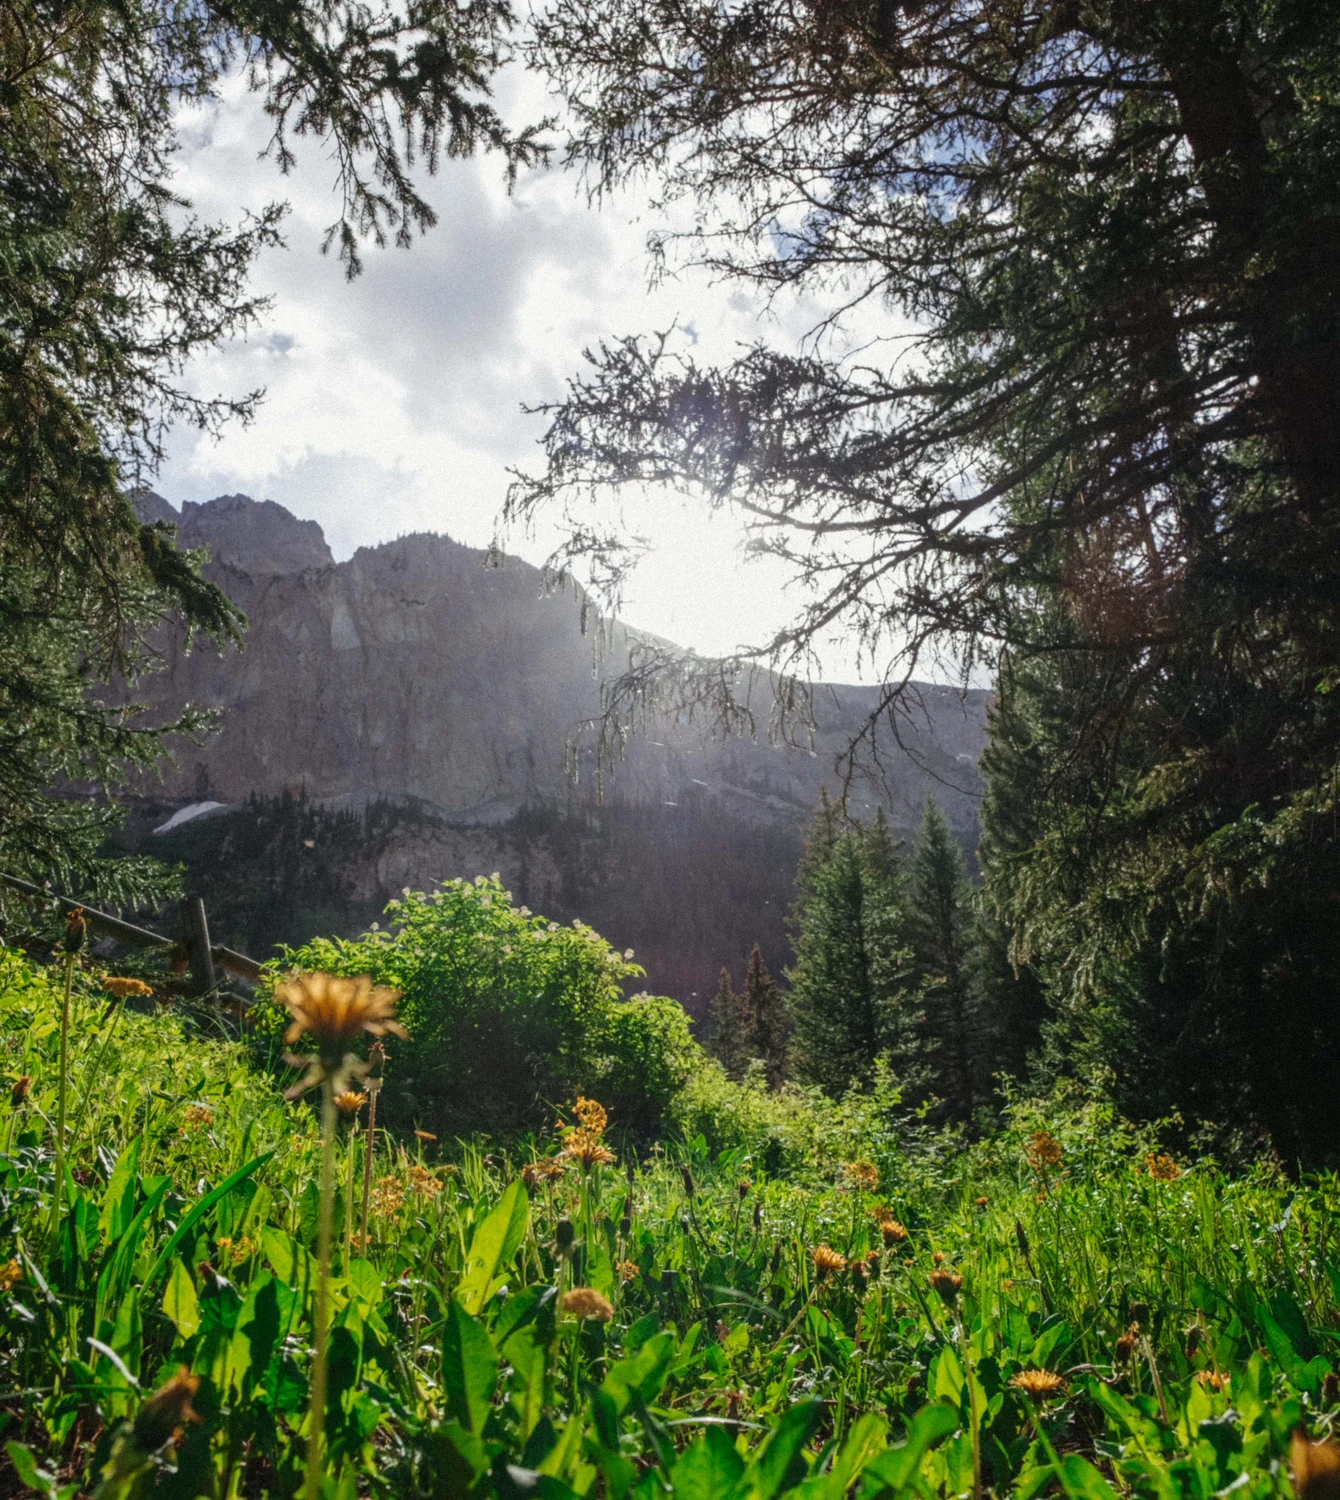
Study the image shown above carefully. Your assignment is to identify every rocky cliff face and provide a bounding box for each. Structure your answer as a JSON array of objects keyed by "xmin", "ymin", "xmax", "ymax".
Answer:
[{"xmin": 129, "ymin": 493, "xmax": 990, "ymax": 1001}]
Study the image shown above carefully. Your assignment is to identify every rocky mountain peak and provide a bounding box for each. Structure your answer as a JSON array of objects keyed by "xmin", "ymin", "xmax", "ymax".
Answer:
[{"xmin": 133, "ymin": 490, "xmax": 334, "ymax": 577}]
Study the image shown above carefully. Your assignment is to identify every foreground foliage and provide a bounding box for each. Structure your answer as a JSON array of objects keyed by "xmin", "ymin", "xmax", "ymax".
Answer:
[{"xmin": 1, "ymin": 943, "xmax": 1337, "ymax": 1499}]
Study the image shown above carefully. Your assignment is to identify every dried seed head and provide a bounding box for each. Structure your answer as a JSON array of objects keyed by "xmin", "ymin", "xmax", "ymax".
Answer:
[
  {"xmin": 560, "ymin": 1286, "xmax": 613, "ymax": 1321},
  {"xmin": 573, "ymin": 1097, "xmax": 608, "ymax": 1134},
  {"xmin": 840, "ymin": 1159, "xmax": 880, "ymax": 1193},
  {"xmin": 1115, "ymin": 1324, "xmax": 1139, "ymax": 1361},
  {"xmin": 737, "ymin": 1178, "xmax": 751, "ymax": 1199},
  {"xmin": 681, "ymin": 1165, "xmax": 695, "ymax": 1198},
  {"xmin": 555, "ymin": 1217, "xmax": 575, "ymax": 1252},
  {"xmin": 929, "ymin": 1270, "xmax": 963, "ymax": 1306},
  {"xmin": 753, "ymin": 1203, "xmax": 763, "ymax": 1231},
  {"xmin": 1129, "ymin": 1301, "xmax": 1150, "ymax": 1328},
  {"xmin": 132, "ymin": 1369, "xmax": 200, "ymax": 1451},
  {"xmin": 1009, "ymin": 1369, "xmax": 1066, "ymax": 1403},
  {"xmin": 415, "ymin": 1129, "xmax": 437, "ymax": 1143},
  {"xmin": 1291, "ymin": 1434, "xmax": 1340, "ymax": 1500},
  {"xmin": 880, "ymin": 1217, "xmax": 909, "ymax": 1247},
  {"xmin": 63, "ymin": 908, "xmax": 86, "ymax": 955},
  {"xmin": 10, "ymin": 1074, "xmax": 30, "ymax": 1106}
]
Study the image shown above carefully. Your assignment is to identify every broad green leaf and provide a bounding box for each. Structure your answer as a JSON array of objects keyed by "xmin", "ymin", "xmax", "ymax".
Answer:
[
  {"xmin": 861, "ymin": 1404, "xmax": 959, "ymax": 1497},
  {"xmin": 457, "ymin": 1179, "xmax": 529, "ymax": 1315},
  {"xmin": 443, "ymin": 1298, "xmax": 499, "ymax": 1433},
  {"xmin": 747, "ymin": 1399, "xmax": 824, "ymax": 1499},
  {"xmin": 162, "ymin": 1258, "xmax": 200, "ymax": 1340},
  {"xmin": 98, "ymin": 1137, "xmax": 140, "ymax": 1247},
  {"xmin": 672, "ymin": 1427, "xmax": 746, "ymax": 1500},
  {"xmin": 603, "ymin": 1332, "xmax": 677, "ymax": 1414},
  {"xmin": 830, "ymin": 1415, "xmax": 889, "ymax": 1491},
  {"xmin": 1053, "ymin": 1455, "xmax": 1120, "ymax": 1500}
]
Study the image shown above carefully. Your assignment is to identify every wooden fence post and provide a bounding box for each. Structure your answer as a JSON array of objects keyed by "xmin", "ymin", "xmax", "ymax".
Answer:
[{"xmin": 182, "ymin": 896, "xmax": 217, "ymax": 996}]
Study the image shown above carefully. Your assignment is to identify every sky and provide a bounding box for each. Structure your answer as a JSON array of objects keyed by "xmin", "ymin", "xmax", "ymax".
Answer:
[{"xmin": 158, "ymin": 68, "xmax": 900, "ymax": 685}]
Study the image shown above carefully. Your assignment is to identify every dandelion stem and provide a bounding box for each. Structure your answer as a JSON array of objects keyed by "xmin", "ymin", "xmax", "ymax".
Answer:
[
  {"xmin": 344, "ymin": 1127, "xmax": 357, "ymax": 1268},
  {"xmin": 359, "ymin": 1079, "xmax": 380, "ymax": 1247},
  {"xmin": 304, "ymin": 1077, "xmax": 337, "ymax": 1500},
  {"xmin": 954, "ymin": 1306, "xmax": 983, "ymax": 1500},
  {"xmin": 48, "ymin": 953, "xmax": 75, "ymax": 1240}
]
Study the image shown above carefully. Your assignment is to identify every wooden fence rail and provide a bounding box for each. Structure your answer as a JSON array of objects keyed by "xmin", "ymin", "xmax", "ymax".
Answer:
[{"xmin": 0, "ymin": 871, "xmax": 262, "ymax": 996}]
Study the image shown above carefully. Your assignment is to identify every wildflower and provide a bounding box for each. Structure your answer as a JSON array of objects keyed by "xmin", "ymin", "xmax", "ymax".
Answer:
[
  {"xmin": 737, "ymin": 1178, "xmax": 752, "ymax": 1198},
  {"xmin": 214, "ymin": 1234, "xmax": 256, "ymax": 1266},
  {"xmin": 102, "ymin": 976, "xmax": 154, "ymax": 999},
  {"xmin": 865, "ymin": 1251, "xmax": 880, "ymax": 1274},
  {"xmin": 521, "ymin": 1163, "xmax": 541, "ymax": 1191},
  {"xmin": 1114, "ymin": 1324, "xmax": 1139, "ymax": 1361},
  {"xmin": 1195, "ymin": 1370, "xmax": 1229, "ymax": 1391},
  {"xmin": 334, "ymin": 1091, "xmax": 368, "ymax": 1115},
  {"xmin": 180, "ymin": 1104, "xmax": 214, "ymax": 1133},
  {"xmin": 841, "ymin": 1159, "xmax": 880, "ymax": 1193},
  {"xmin": 1291, "ymin": 1434, "xmax": 1340, "ymax": 1500},
  {"xmin": 0, "ymin": 1258, "xmax": 21, "ymax": 1292},
  {"xmin": 274, "ymin": 971, "xmax": 405, "ymax": 1098},
  {"xmin": 560, "ymin": 1287, "xmax": 614, "ymax": 1321},
  {"xmin": 879, "ymin": 1217, "xmax": 908, "ymax": 1247},
  {"xmin": 1010, "ymin": 1369, "xmax": 1066, "ymax": 1402},
  {"xmin": 573, "ymin": 1097, "xmax": 608, "ymax": 1134},
  {"xmin": 617, "ymin": 1259, "xmax": 638, "ymax": 1282},
  {"xmin": 562, "ymin": 1130, "xmax": 615, "ymax": 1169},
  {"xmin": 1145, "ymin": 1153, "xmax": 1180, "ymax": 1182},
  {"xmin": 555, "ymin": 1217, "xmax": 575, "ymax": 1253},
  {"xmin": 932, "ymin": 1250, "xmax": 945, "ymax": 1265},
  {"xmin": 132, "ymin": 1369, "xmax": 200, "ymax": 1451},
  {"xmin": 1025, "ymin": 1130, "xmax": 1063, "ymax": 1173},
  {"xmin": 975, "ymin": 1196, "xmax": 989, "ymax": 1207},
  {"xmin": 407, "ymin": 1164, "xmax": 442, "ymax": 1198},
  {"xmin": 371, "ymin": 1175, "xmax": 406, "ymax": 1217},
  {"xmin": 10, "ymin": 1075, "xmax": 30, "ymax": 1106},
  {"xmin": 415, "ymin": 1128, "xmax": 437, "ymax": 1143},
  {"xmin": 929, "ymin": 1270, "xmax": 963, "ymax": 1306},
  {"xmin": 63, "ymin": 908, "xmax": 86, "ymax": 954},
  {"xmin": 681, "ymin": 1165, "xmax": 695, "ymax": 1198},
  {"xmin": 811, "ymin": 1245, "xmax": 847, "ymax": 1278}
]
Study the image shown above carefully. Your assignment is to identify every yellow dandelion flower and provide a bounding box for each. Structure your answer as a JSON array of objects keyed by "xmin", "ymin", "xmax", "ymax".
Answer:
[
  {"xmin": 274, "ymin": 971, "xmax": 404, "ymax": 1096},
  {"xmin": 102, "ymin": 976, "xmax": 154, "ymax": 999},
  {"xmin": 560, "ymin": 1128, "xmax": 616, "ymax": 1169},
  {"xmin": 1010, "ymin": 1369, "xmax": 1066, "ymax": 1402},
  {"xmin": 560, "ymin": 1286, "xmax": 614, "ymax": 1321},
  {"xmin": 334, "ymin": 1091, "xmax": 368, "ymax": 1115},
  {"xmin": 878, "ymin": 1217, "xmax": 908, "ymax": 1247},
  {"xmin": 0, "ymin": 1258, "xmax": 21, "ymax": 1292},
  {"xmin": 811, "ymin": 1245, "xmax": 846, "ymax": 1278},
  {"xmin": 1195, "ymin": 1370, "xmax": 1229, "ymax": 1391},
  {"xmin": 617, "ymin": 1259, "xmax": 638, "ymax": 1282}
]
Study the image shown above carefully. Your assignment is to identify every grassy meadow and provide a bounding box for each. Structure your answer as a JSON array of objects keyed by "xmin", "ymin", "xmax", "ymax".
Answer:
[{"xmin": 0, "ymin": 939, "xmax": 1337, "ymax": 1500}]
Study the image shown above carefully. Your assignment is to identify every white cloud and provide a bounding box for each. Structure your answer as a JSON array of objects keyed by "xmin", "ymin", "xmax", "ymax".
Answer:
[{"xmin": 158, "ymin": 66, "xmax": 907, "ymax": 681}]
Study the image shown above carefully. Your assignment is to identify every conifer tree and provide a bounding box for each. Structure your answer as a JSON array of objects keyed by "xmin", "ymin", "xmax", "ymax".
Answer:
[
  {"xmin": 742, "ymin": 944, "xmax": 788, "ymax": 1089},
  {"xmin": 705, "ymin": 967, "xmax": 754, "ymax": 1081},
  {"xmin": 786, "ymin": 804, "xmax": 918, "ymax": 1097},
  {"xmin": 908, "ymin": 799, "xmax": 982, "ymax": 1124}
]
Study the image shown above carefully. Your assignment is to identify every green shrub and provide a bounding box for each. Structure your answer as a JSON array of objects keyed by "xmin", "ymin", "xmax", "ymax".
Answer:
[{"xmin": 267, "ymin": 877, "xmax": 702, "ymax": 1140}]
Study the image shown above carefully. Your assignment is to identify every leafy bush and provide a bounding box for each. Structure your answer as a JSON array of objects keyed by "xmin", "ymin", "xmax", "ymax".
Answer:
[{"xmin": 267, "ymin": 877, "xmax": 701, "ymax": 1140}]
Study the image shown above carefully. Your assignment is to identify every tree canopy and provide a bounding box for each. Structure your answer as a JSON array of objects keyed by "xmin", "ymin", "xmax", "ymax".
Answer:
[{"xmin": 0, "ymin": 0, "xmax": 542, "ymax": 899}]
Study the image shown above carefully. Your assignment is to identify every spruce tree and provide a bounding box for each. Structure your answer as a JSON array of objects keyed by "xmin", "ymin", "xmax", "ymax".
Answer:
[
  {"xmin": 742, "ymin": 944, "xmax": 788, "ymax": 1089},
  {"xmin": 786, "ymin": 806, "xmax": 918, "ymax": 1097},
  {"xmin": 705, "ymin": 967, "xmax": 754, "ymax": 1081},
  {"xmin": 907, "ymin": 799, "xmax": 982, "ymax": 1124}
]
